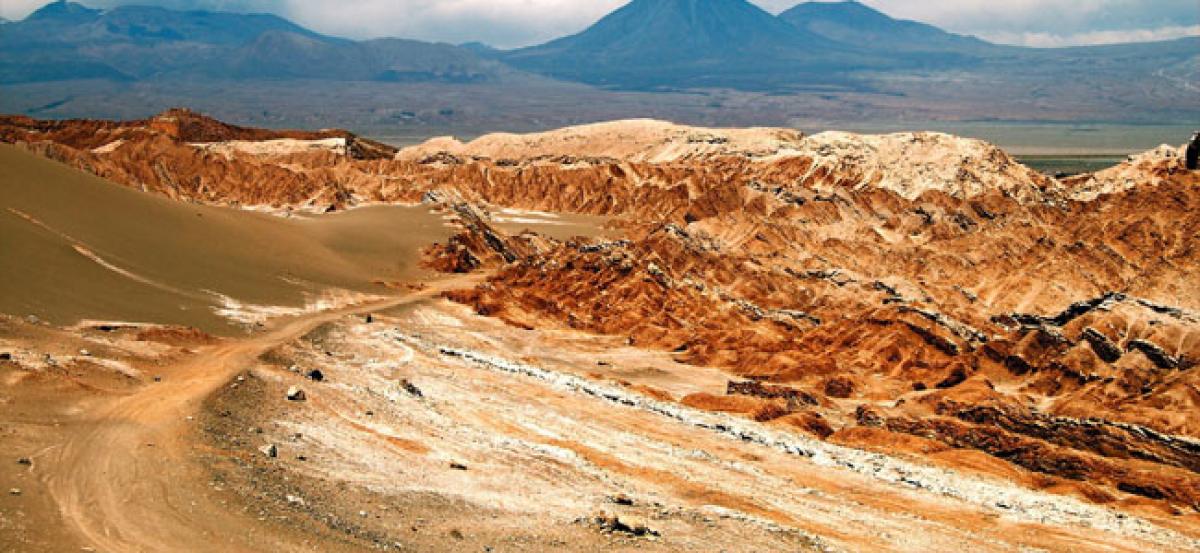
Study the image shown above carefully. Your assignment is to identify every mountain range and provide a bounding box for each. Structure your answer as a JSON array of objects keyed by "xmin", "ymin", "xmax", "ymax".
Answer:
[
  {"xmin": 0, "ymin": 1, "xmax": 512, "ymax": 84},
  {"xmin": 501, "ymin": 0, "xmax": 889, "ymax": 90},
  {"xmin": 0, "ymin": 0, "xmax": 1196, "ymax": 128},
  {"xmin": 4, "ymin": 0, "xmax": 1198, "ymax": 91}
]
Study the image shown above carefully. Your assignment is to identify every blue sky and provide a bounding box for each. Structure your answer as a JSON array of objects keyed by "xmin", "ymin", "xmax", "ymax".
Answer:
[{"xmin": 3, "ymin": 0, "xmax": 1198, "ymax": 48}]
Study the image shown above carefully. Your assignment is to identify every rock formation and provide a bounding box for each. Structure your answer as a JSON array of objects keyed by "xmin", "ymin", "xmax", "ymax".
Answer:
[{"xmin": 5, "ymin": 111, "xmax": 1200, "ymax": 511}]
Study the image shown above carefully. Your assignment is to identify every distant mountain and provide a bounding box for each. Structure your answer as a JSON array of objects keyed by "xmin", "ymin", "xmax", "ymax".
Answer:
[
  {"xmin": 502, "ymin": 0, "xmax": 889, "ymax": 91},
  {"xmin": 459, "ymin": 42, "xmax": 501, "ymax": 58},
  {"xmin": 0, "ymin": 1, "xmax": 508, "ymax": 84},
  {"xmin": 219, "ymin": 32, "xmax": 495, "ymax": 82},
  {"xmin": 500, "ymin": 0, "xmax": 1197, "ymax": 93},
  {"xmin": 779, "ymin": 1, "xmax": 991, "ymax": 54}
]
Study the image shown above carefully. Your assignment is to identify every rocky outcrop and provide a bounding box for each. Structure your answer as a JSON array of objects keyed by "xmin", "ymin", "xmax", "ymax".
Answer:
[
  {"xmin": 1063, "ymin": 144, "xmax": 1197, "ymax": 200},
  {"xmin": 782, "ymin": 131, "xmax": 1062, "ymax": 203},
  {"xmin": 1081, "ymin": 327, "xmax": 1122, "ymax": 363},
  {"xmin": 397, "ymin": 119, "xmax": 807, "ymax": 163}
]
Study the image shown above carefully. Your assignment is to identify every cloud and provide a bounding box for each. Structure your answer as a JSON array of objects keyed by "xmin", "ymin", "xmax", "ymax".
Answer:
[
  {"xmin": 2, "ymin": 0, "xmax": 1197, "ymax": 48},
  {"xmin": 980, "ymin": 24, "xmax": 1200, "ymax": 48},
  {"xmin": 858, "ymin": 0, "xmax": 1198, "ymax": 37},
  {"xmin": 281, "ymin": 0, "xmax": 628, "ymax": 47},
  {"xmin": 0, "ymin": 0, "xmax": 52, "ymax": 19}
]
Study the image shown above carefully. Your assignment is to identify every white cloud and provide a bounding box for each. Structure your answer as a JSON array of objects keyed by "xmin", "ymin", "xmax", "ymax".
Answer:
[
  {"xmin": 980, "ymin": 24, "xmax": 1200, "ymax": 48},
  {"xmin": 281, "ymin": 0, "xmax": 627, "ymax": 47},
  {"xmin": 0, "ymin": 0, "xmax": 54, "ymax": 19}
]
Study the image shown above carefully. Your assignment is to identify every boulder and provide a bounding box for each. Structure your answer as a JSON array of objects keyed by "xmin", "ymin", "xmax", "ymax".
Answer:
[
  {"xmin": 286, "ymin": 386, "xmax": 306, "ymax": 401},
  {"xmin": 607, "ymin": 494, "xmax": 634, "ymax": 506},
  {"xmin": 594, "ymin": 512, "xmax": 659, "ymax": 537},
  {"xmin": 855, "ymin": 405, "xmax": 884, "ymax": 427},
  {"xmin": 823, "ymin": 377, "xmax": 855, "ymax": 398},
  {"xmin": 258, "ymin": 444, "xmax": 278, "ymax": 458},
  {"xmin": 401, "ymin": 379, "xmax": 424, "ymax": 397}
]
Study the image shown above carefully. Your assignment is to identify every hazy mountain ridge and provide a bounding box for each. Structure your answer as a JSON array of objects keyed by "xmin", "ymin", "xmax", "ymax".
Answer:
[
  {"xmin": 0, "ymin": 0, "xmax": 510, "ymax": 84},
  {"xmin": 778, "ymin": 1, "xmax": 993, "ymax": 54}
]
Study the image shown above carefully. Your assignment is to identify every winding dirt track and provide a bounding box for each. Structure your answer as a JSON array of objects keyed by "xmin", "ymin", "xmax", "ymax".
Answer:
[{"xmin": 39, "ymin": 278, "xmax": 478, "ymax": 553}]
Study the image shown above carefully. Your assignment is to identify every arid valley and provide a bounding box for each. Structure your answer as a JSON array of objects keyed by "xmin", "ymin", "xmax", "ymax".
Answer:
[
  {"xmin": 1, "ymin": 104, "xmax": 1198, "ymax": 552},
  {"xmin": 2, "ymin": 1, "xmax": 1200, "ymax": 552}
]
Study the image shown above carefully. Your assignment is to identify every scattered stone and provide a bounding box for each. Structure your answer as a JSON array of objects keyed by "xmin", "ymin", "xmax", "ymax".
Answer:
[
  {"xmin": 594, "ymin": 512, "xmax": 658, "ymax": 537},
  {"xmin": 286, "ymin": 494, "xmax": 306, "ymax": 506},
  {"xmin": 359, "ymin": 510, "xmax": 369, "ymax": 518},
  {"xmin": 823, "ymin": 377, "xmax": 855, "ymax": 399},
  {"xmin": 450, "ymin": 462, "xmax": 468, "ymax": 471},
  {"xmin": 607, "ymin": 494, "xmax": 634, "ymax": 506},
  {"xmin": 259, "ymin": 444, "xmax": 278, "ymax": 458},
  {"xmin": 9, "ymin": 488, "xmax": 21, "ymax": 496},
  {"xmin": 448, "ymin": 529, "xmax": 464, "ymax": 540},
  {"xmin": 17, "ymin": 457, "xmax": 31, "ymax": 466},
  {"xmin": 153, "ymin": 375, "xmax": 162, "ymax": 382},
  {"xmin": 286, "ymin": 386, "xmax": 306, "ymax": 401},
  {"xmin": 79, "ymin": 349, "xmax": 90, "ymax": 356},
  {"xmin": 306, "ymin": 369, "xmax": 325, "ymax": 382},
  {"xmin": 400, "ymin": 379, "xmax": 423, "ymax": 398},
  {"xmin": 366, "ymin": 314, "xmax": 375, "ymax": 324},
  {"xmin": 855, "ymin": 405, "xmax": 884, "ymax": 427},
  {"xmin": 0, "ymin": 352, "xmax": 10, "ymax": 361}
]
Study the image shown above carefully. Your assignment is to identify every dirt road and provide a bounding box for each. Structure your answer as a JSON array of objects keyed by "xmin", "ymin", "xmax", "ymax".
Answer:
[{"xmin": 37, "ymin": 277, "xmax": 479, "ymax": 553}]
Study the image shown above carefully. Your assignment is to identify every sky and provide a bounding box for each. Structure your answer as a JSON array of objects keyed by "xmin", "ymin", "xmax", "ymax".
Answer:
[{"xmin": 1, "ymin": 0, "xmax": 1197, "ymax": 49}]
